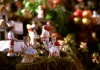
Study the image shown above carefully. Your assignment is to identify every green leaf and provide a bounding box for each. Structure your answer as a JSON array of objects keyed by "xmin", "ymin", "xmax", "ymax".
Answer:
[
  {"xmin": 21, "ymin": 9, "xmax": 26, "ymax": 16},
  {"xmin": 45, "ymin": 13, "xmax": 53, "ymax": 20}
]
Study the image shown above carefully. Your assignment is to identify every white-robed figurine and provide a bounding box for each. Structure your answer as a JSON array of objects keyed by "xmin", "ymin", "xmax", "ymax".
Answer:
[
  {"xmin": 40, "ymin": 24, "xmax": 50, "ymax": 50},
  {"xmin": 48, "ymin": 33, "xmax": 60, "ymax": 57},
  {"xmin": 27, "ymin": 23, "xmax": 38, "ymax": 46},
  {"xmin": 37, "ymin": 5, "xmax": 44, "ymax": 19},
  {"xmin": 21, "ymin": 36, "xmax": 39, "ymax": 63},
  {"xmin": 7, "ymin": 26, "xmax": 18, "ymax": 56}
]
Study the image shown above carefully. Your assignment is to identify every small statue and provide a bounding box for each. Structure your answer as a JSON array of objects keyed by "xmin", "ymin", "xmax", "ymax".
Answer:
[
  {"xmin": 0, "ymin": 5, "xmax": 8, "ymax": 21},
  {"xmin": 26, "ymin": 22, "xmax": 39, "ymax": 46},
  {"xmin": 45, "ymin": 20, "xmax": 55, "ymax": 36},
  {"xmin": 37, "ymin": 5, "xmax": 44, "ymax": 19},
  {"xmin": 7, "ymin": 26, "xmax": 18, "ymax": 56},
  {"xmin": 48, "ymin": 33, "xmax": 60, "ymax": 57},
  {"xmin": 21, "ymin": 36, "xmax": 39, "ymax": 63},
  {"xmin": 40, "ymin": 22, "xmax": 50, "ymax": 50}
]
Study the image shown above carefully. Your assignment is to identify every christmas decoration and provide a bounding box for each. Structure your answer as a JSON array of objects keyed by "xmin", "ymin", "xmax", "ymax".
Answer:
[
  {"xmin": 16, "ymin": 0, "xmax": 70, "ymax": 37},
  {"xmin": 48, "ymin": 32, "xmax": 60, "ymax": 57},
  {"xmin": 74, "ymin": 17, "xmax": 81, "ymax": 24},
  {"xmin": 40, "ymin": 22, "xmax": 50, "ymax": 50},
  {"xmin": 63, "ymin": 33, "xmax": 77, "ymax": 54},
  {"xmin": 26, "ymin": 22, "xmax": 39, "ymax": 46},
  {"xmin": 74, "ymin": 9, "xmax": 82, "ymax": 17},
  {"xmin": 1, "ymin": 0, "xmax": 100, "ymax": 70},
  {"xmin": 21, "ymin": 36, "xmax": 39, "ymax": 63},
  {"xmin": 79, "ymin": 42, "xmax": 88, "ymax": 52},
  {"xmin": 92, "ymin": 52, "xmax": 100, "ymax": 64},
  {"xmin": 82, "ymin": 10, "xmax": 92, "ymax": 18},
  {"xmin": 7, "ymin": 26, "xmax": 18, "ymax": 57},
  {"xmin": 82, "ymin": 18, "xmax": 91, "ymax": 25}
]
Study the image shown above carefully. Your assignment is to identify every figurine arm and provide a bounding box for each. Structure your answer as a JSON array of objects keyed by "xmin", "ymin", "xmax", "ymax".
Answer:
[
  {"xmin": 8, "ymin": 32, "xmax": 17, "ymax": 41},
  {"xmin": 11, "ymin": 32, "xmax": 18, "ymax": 41}
]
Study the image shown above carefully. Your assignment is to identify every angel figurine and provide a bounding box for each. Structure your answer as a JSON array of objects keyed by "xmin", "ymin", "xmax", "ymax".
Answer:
[
  {"xmin": 21, "ymin": 36, "xmax": 39, "ymax": 63},
  {"xmin": 48, "ymin": 33, "xmax": 60, "ymax": 57}
]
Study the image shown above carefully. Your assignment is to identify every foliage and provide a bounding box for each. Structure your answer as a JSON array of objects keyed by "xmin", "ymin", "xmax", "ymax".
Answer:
[
  {"xmin": 52, "ymin": 5, "xmax": 70, "ymax": 36},
  {"xmin": 64, "ymin": 33, "xmax": 76, "ymax": 47},
  {"xmin": 16, "ymin": 57, "xmax": 78, "ymax": 70},
  {"xmin": 0, "ymin": 52, "xmax": 79, "ymax": 70},
  {"xmin": 17, "ymin": 0, "xmax": 71, "ymax": 37}
]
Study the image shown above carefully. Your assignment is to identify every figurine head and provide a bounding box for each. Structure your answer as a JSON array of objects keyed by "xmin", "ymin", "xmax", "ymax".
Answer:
[
  {"xmin": 27, "ymin": 24, "xmax": 35, "ymax": 31},
  {"xmin": 44, "ymin": 20, "xmax": 51, "ymax": 30},
  {"xmin": 46, "ymin": 20, "xmax": 51, "ymax": 26},
  {"xmin": 51, "ymin": 33, "xmax": 58, "ymax": 40},
  {"xmin": 10, "ymin": 26, "xmax": 14, "ymax": 31},
  {"xmin": 23, "ymin": 36, "xmax": 29, "ymax": 42},
  {"xmin": 6, "ymin": 26, "xmax": 14, "ymax": 32},
  {"xmin": 38, "ymin": 5, "xmax": 42, "ymax": 10}
]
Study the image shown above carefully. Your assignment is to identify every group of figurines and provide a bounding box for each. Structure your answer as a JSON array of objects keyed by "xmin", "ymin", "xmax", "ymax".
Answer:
[{"xmin": 6, "ymin": 20, "xmax": 61, "ymax": 63}]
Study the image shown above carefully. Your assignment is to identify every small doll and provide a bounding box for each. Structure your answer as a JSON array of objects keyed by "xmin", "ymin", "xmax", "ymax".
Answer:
[
  {"xmin": 40, "ymin": 24, "xmax": 50, "ymax": 50},
  {"xmin": 7, "ymin": 26, "xmax": 18, "ymax": 56},
  {"xmin": 45, "ymin": 20, "xmax": 55, "ymax": 36},
  {"xmin": 27, "ymin": 23, "xmax": 38, "ymax": 46},
  {"xmin": 37, "ymin": 5, "xmax": 44, "ymax": 19},
  {"xmin": 21, "ymin": 36, "xmax": 39, "ymax": 63},
  {"xmin": 48, "ymin": 33, "xmax": 60, "ymax": 57}
]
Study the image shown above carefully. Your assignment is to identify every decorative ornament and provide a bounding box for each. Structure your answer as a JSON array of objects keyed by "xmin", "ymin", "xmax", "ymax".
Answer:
[
  {"xmin": 74, "ymin": 17, "xmax": 81, "ymax": 24},
  {"xmin": 82, "ymin": 18, "xmax": 91, "ymax": 25},
  {"xmin": 80, "ymin": 42, "xmax": 88, "ymax": 49},
  {"xmin": 74, "ymin": 9, "xmax": 82, "ymax": 17},
  {"xmin": 82, "ymin": 10, "xmax": 92, "ymax": 18}
]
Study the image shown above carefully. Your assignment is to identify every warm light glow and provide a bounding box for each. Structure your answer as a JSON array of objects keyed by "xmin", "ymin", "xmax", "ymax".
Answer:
[{"xmin": 40, "ymin": 51, "xmax": 43, "ymax": 54}]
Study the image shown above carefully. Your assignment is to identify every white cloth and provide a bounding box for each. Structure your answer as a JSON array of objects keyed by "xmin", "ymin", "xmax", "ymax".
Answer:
[
  {"xmin": 26, "ymin": 47, "xmax": 37, "ymax": 54},
  {"xmin": 28, "ymin": 23, "xmax": 37, "ymax": 38},
  {"xmin": 29, "ymin": 31, "xmax": 36, "ymax": 38},
  {"xmin": 40, "ymin": 25, "xmax": 50, "ymax": 39},
  {"xmin": 8, "ymin": 31, "xmax": 17, "ymax": 40},
  {"xmin": 40, "ymin": 30, "xmax": 50, "ymax": 38},
  {"xmin": 40, "ymin": 25, "xmax": 50, "ymax": 50},
  {"xmin": 37, "ymin": 9, "xmax": 44, "ymax": 18},
  {"xmin": 21, "ymin": 43, "xmax": 37, "ymax": 55},
  {"xmin": 49, "ymin": 46, "xmax": 58, "ymax": 53},
  {"xmin": 49, "ymin": 40, "xmax": 59, "ymax": 56},
  {"xmin": 29, "ymin": 30, "xmax": 38, "ymax": 45}
]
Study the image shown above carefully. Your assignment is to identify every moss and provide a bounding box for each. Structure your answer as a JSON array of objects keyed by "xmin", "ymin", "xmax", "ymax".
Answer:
[{"xmin": 0, "ymin": 52, "xmax": 82, "ymax": 70}]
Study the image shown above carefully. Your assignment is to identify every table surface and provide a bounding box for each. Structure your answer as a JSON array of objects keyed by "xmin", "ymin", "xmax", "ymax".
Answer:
[{"xmin": 0, "ymin": 40, "xmax": 23, "ymax": 52}]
